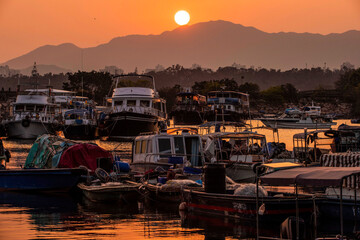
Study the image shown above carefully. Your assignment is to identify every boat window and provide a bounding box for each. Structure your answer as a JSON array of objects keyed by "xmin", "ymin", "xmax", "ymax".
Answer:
[
  {"xmin": 227, "ymin": 105, "xmax": 231, "ymax": 110},
  {"xmin": 146, "ymin": 140, "xmax": 152, "ymax": 153},
  {"xmin": 153, "ymin": 100, "xmax": 161, "ymax": 110},
  {"xmin": 127, "ymin": 100, "xmax": 136, "ymax": 106},
  {"xmin": 185, "ymin": 137, "xmax": 202, "ymax": 167},
  {"xmin": 174, "ymin": 137, "xmax": 185, "ymax": 155},
  {"xmin": 141, "ymin": 140, "xmax": 147, "ymax": 153},
  {"xmin": 114, "ymin": 100, "xmax": 123, "ymax": 106},
  {"xmin": 36, "ymin": 105, "xmax": 44, "ymax": 112},
  {"xmin": 158, "ymin": 138, "xmax": 172, "ymax": 158},
  {"xmin": 140, "ymin": 100, "xmax": 150, "ymax": 107},
  {"xmin": 15, "ymin": 105, "xmax": 24, "ymax": 111},
  {"xmin": 26, "ymin": 105, "xmax": 34, "ymax": 111},
  {"xmin": 135, "ymin": 141, "xmax": 141, "ymax": 154}
]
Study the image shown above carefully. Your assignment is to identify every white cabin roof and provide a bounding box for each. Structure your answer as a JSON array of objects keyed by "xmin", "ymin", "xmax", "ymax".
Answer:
[
  {"xmin": 15, "ymin": 94, "xmax": 51, "ymax": 105},
  {"xmin": 112, "ymin": 87, "xmax": 155, "ymax": 98}
]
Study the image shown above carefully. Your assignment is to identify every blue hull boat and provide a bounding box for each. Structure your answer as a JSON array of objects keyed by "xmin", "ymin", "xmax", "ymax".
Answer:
[{"xmin": 0, "ymin": 168, "xmax": 86, "ymax": 191}]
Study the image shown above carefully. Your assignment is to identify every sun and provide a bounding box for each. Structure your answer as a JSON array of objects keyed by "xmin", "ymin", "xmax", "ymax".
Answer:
[{"xmin": 174, "ymin": 10, "xmax": 190, "ymax": 26}]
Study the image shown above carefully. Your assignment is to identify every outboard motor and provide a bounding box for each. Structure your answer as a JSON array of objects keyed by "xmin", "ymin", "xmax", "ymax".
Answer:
[{"xmin": 204, "ymin": 163, "xmax": 226, "ymax": 194}]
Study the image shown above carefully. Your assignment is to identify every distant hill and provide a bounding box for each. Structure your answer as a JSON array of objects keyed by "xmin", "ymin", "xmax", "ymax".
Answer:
[
  {"xmin": 2, "ymin": 20, "xmax": 360, "ymax": 71},
  {"xmin": 19, "ymin": 64, "xmax": 71, "ymax": 75}
]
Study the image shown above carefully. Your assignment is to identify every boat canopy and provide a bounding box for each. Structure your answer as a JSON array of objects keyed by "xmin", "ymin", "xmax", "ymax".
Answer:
[
  {"xmin": 58, "ymin": 143, "xmax": 113, "ymax": 172},
  {"xmin": 206, "ymin": 131, "xmax": 266, "ymax": 140},
  {"xmin": 260, "ymin": 167, "xmax": 360, "ymax": 187}
]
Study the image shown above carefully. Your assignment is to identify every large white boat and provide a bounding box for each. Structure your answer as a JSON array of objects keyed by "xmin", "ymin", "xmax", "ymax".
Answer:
[
  {"xmin": 3, "ymin": 91, "xmax": 61, "ymax": 139},
  {"xmin": 102, "ymin": 75, "xmax": 167, "ymax": 140},
  {"xmin": 258, "ymin": 104, "xmax": 336, "ymax": 129}
]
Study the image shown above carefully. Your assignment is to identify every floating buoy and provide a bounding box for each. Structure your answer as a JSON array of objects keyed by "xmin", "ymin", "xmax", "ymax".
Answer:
[{"xmin": 179, "ymin": 202, "xmax": 187, "ymax": 211}]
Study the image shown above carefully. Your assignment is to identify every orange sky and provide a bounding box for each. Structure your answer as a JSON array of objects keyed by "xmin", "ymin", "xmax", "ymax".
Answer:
[{"xmin": 0, "ymin": 0, "xmax": 359, "ymax": 63}]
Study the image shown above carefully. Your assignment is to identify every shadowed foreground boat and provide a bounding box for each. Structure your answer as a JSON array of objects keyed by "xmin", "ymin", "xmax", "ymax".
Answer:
[
  {"xmin": 0, "ymin": 168, "xmax": 86, "ymax": 191},
  {"xmin": 78, "ymin": 181, "xmax": 141, "ymax": 203}
]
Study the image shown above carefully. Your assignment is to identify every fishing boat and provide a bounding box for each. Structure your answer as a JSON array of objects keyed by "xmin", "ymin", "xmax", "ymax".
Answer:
[
  {"xmin": 77, "ymin": 181, "xmax": 141, "ymax": 203},
  {"xmin": 170, "ymin": 92, "xmax": 207, "ymax": 125},
  {"xmin": 258, "ymin": 104, "xmax": 336, "ymax": 129},
  {"xmin": 0, "ymin": 134, "xmax": 113, "ymax": 192},
  {"xmin": 102, "ymin": 74, "xmax": 167, "ymax": 140},
  {"xmin": 62, "ymin": 107, "xmax": 97, "ymax": 140},
  {"xmin": 181, "ymin": 164, "xmax": 315, "ymax": 222},
  {"xmin": 130, "ymin": 127, "xmax": 205, "ymax": 174},
  {"xmin": 204, "ymin": 91, "xmax": 249, "ymax": 123},
  {"xmin": 3, "ymin": 90, "xmax": 62, "ymax": 139},
  {"xmin": 202, "ymin": 131, "xmax": 270, "ymax": 183},
  {"xmin": 0, "ymin": 168, "xmax": 86, "ymax": 191}
]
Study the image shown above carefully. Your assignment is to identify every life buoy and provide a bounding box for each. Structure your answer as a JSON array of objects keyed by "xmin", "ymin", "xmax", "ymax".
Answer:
[
  {"xmin": 324, "ymin": 130, "xmax": 337, "ymax": 138},
  {"xmin": 21, "ymin": 119, "xmax": 30, "ymax": 128},
  {"xmin": 95, "ymin": 168, "xmax": 110, "ymax": 183}
]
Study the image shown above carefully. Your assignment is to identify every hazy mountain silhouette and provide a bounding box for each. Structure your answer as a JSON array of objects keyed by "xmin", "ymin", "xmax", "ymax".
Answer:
[
  {"xmin": 19, "ymin": 64, "xmax": 71, "ymax": 75},
  {"xmin": 2, "ymin": 20, "xmax": 360, "ymax": 72}
]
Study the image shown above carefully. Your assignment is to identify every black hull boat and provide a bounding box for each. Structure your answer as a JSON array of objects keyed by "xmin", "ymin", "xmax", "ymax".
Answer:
[
  {"xmin": 182, "ymin": 189, "xmax": 314, "ymax": 222},
  {"xmin": 104, "ymin": 112, "xmax": 161, "ymax": 139},
  {"xmin": 171, "ymin": 110, "xmax": 204, "ymax": 125},
  {"xmin": 63, "ymin": 124, "xmax": 97, "ymax": 140}
]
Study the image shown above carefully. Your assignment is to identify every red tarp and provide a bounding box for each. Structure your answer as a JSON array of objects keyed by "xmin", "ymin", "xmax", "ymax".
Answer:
[{"xmin": 58, "ymin": 143, "xmax": 113, "ymax": 172}]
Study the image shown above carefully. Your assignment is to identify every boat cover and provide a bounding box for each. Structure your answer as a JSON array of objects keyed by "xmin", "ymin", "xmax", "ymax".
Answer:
[
  {"xmin": 58, "ymin": 143, "xmax": 113, "ymax": 172},
  {"xmin": 260, "ymin": 167, "xmax": 360, "ymax": 187},
  {"xmin": 25, "ymin": 134, "xmax": 76, "ymax": 169}
]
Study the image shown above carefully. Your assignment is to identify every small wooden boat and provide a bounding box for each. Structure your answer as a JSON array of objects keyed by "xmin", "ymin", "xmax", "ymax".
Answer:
[
  {"xmin": 0, "ymin": 168, "xmax": 86, "ymax": 191},
  {"xmin": 144, "ymin": 179, "xmax": 203, "ymax": 203},
  {"xmin": 78, "ymin": 181, "xmax": 141, "ymax": 203}
]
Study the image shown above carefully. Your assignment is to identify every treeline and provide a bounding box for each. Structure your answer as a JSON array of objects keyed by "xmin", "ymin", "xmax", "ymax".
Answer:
[{"xmin": 148, "ymin": 64, "xmax": 342, "ymax": 91}]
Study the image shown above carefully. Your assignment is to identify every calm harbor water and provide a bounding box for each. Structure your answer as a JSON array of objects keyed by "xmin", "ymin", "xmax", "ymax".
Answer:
[{"xmin": 0, "ymin": 119, "xmax": 355, "ymax": 239}]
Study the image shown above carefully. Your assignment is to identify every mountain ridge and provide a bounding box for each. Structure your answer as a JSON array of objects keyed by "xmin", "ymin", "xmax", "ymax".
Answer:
[{"xmin": 2, "ymin": 20, "xmax": 360, "ymax": 72}]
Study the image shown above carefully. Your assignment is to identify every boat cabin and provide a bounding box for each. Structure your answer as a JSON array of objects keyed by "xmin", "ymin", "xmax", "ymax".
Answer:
[
  {"xmin": 175, "ymin": 92, "xmax": 206, "ymax": 106},
  {"xmin": 293, "ymin": 125, "xmax": 360, "ymax": 163},
  {"xmin": 131, "ymin": 129, "xmax": 205, "ymax": 170},
  {"xmin": 203, "ymin": 131, "xmax": 269, "ymax": 163},
  {"xmin": 207, "ymin": 91, "xmax": 249, "ymax": 111}
]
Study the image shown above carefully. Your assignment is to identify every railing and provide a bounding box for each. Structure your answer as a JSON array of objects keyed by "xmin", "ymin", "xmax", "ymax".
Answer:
[
  {"xmin": 141, "ymin": 152, "xmax": 205, "ymax": 165},
  {"xmin": 113, "ymin": 105, "xmax": 167, "ymax": 119}
]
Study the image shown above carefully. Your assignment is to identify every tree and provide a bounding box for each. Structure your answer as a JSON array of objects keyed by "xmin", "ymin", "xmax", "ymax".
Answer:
[
  {"xmin": 238, "ymin": 82, "xmax": 260, "ymax": 99},
  {"xmin": 64, "ymin": 71, "xmax": 113, "ymax": 104}
]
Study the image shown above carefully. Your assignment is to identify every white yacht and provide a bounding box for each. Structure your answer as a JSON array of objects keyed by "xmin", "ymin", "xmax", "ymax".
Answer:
[
  {"xmin": 3, "ymin": 90, "xmax": 61, "ymax": 139},
  {"xmin": 131, "ymin": 128, "xmax": 205, "ymax": 173},
  {"xmin": 102, "ymin": 75, "xmax": 167, "ymax": 140},
  {"xmin": 258, "ymin": 103, "xmax": 336, "ymax": 129}
]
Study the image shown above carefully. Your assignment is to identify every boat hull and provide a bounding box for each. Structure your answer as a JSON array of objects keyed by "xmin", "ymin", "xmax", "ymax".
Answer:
[
  {"xmin": 63, "ymin": 124, "xmax": 97, "ymax": 140},
  {"xmin": 0, "ymin": 168, "xmax": 85, "ymax": 191},
  {"xmin": 104, "ymin": 112, "xmax": 163, "ymax": 139},
  {"xmin": 182, "ymin": 189, "xmax": 315, "ymax": 221},
  {"xmin": 170, "ymin": 110, "xmax": 204, "ymax": 125},
  {"xmin": 204, "ymin": 110, "xmax": 246, "ymax": 123},
  {"xmin": 78, "ymin": 182, "xmax": 140, "ymax": 203},
  {"xmin": 4, "ymin": 120, "xmax": 57, "ymax": 139},
  {"xmin": 319, "ymin": 199, "xmax": 360, "ymax": 221},
  {"xmin": 259, "ymin": 119, "xmax": 336, "ymax": 129}
]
